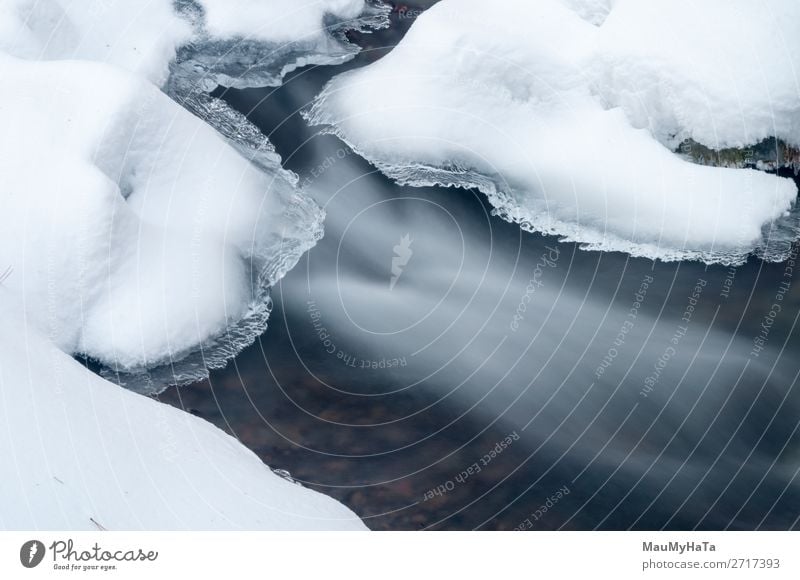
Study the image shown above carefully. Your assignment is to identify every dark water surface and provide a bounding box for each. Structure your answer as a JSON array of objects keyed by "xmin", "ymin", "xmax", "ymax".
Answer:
[{"xmin": 158, "ymin": 2, "xmax": 800, "ymax": 530}]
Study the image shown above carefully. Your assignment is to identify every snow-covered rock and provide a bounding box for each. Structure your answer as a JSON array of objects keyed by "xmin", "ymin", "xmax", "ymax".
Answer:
[
  {"xmin": 0, "ymin": 301, "xmax": 365, "ymax": 530},
  {"xmin": 307, "ymin": 0, "xmax": 800, "ymax": 264}
]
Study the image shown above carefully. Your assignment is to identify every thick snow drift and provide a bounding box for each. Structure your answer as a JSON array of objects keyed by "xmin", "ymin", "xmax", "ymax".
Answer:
[
  {"xmin": 0, "ymin": 302, "xmax": 365, "ymax": 530},
  {"xmin": 307, "ymin": 0, "xmax": 800, "ymax": 264}
]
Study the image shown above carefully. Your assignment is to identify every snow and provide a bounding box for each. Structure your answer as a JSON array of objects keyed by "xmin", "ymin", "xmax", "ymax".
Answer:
[
  {"xmin": 0, "ymin": 0, "xmax": 378, "ymax": 528},
  {"xmin": 307, "ymin": 0, "xmax": 800, "ymax": 264},
  {"xmin": 0, "ymin": 301, "xmax": 365, "ymax": 530}
]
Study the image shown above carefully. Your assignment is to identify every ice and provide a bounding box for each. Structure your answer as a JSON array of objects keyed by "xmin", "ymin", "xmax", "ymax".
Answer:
[
  {"xmin": 307, "ymin": 0, "xmax": 800, "ymax": 264},
  {"xmin": 0, "ymin": 0, "xmax": 385, "ymax": 86},
  {"xmin": 196, "ymin": 0, "xmax": 367, "ymax": 43},
  {"xmin": 0, "ymin": 301, "xmax": 365, "ymax": 530}
]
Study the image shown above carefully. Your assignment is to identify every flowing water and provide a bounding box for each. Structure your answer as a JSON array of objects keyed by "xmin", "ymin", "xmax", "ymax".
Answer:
[{"xmin": 158, "ymin": 2, "xmax": 800, "ymax": 530}]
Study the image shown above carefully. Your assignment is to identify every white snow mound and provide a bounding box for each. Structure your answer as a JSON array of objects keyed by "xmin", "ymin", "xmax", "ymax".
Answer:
[
  {"xmin": 0, "ymin": 302, "xmax": 365, "ymax": 530},
  {"xmin": 307, "ymin": 0, "xmax": 800, "ymax": 264}
]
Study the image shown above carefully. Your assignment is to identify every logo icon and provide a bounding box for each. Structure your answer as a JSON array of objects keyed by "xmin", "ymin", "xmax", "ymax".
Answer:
[
  {"xmin": 390, "ymin": 234, "xmax": 413, "ymax": 291},
  {"xmin": 20, "ymin": 540, "xmax": 45, "ymax": 568}
]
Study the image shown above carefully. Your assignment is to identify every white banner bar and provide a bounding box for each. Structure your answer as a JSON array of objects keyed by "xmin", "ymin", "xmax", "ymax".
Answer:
[{"xmin": 1, "ymin": 532, "xmax": 797, "ymax": 579}]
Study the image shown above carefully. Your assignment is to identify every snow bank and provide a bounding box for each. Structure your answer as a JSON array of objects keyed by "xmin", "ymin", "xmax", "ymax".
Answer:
[
  {"xmin": 0, "ymin": 0, "xmax": 378, "ymax": 530},
  {"xmin": 307, "ymin": 0, "xmax": 800, "ymax": 264},
  {"xmin": 0, "ymin": 0, "xmax": 386, "ymax": 389},
  {"xmin": 0, "ymin": 302, "xmax": 365, "ymax": 530}
]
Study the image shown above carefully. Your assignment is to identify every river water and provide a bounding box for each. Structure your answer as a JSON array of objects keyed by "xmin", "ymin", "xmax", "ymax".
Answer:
[{"xmin": 158, "ymin": 2, "xmax": 800, "ymax": 530}]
